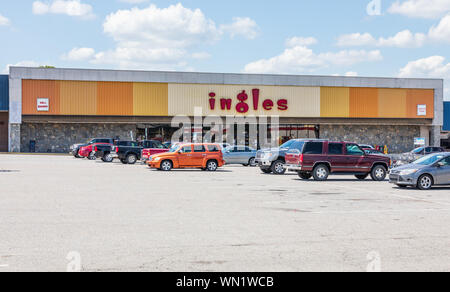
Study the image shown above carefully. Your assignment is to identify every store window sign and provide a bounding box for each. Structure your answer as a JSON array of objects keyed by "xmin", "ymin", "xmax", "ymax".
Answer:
[
  {"xmin": 37, "ymin": 98, "xmax": 49, "ymax": 112},
  {"xmin": 414, "ymin": 137, "xmax": 426, "ymax": 146},
  {"xmin": 417, "ymin": 104, "xmax": 427, "ymax": 116},
  {"xmin": 208, "ymin": 89, "xmax": 288, "ymax": 113}
]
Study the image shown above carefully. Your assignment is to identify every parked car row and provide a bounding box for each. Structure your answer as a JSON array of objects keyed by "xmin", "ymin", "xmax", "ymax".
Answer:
[
  {"xmin": 255, "ymin": 139, "xmax": 450, "ymax": 190},
  {"xmin": 71, "ymin": 138, "xmax": 450, "ymax": 189},
  {"xmin": 71, "ymin": 139, "xmax": 170, "ymax": 164},
  {"xmin": 70, "ymin": 138, "xmax": 256, "ymax": 171}
]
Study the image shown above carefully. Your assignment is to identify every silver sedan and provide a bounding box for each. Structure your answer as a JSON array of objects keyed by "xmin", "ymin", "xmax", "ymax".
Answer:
[
  {"xmin": 223, "ymin": 146, "xmax": 257, "ymax": 167},
  {"xmin": 389, "ymin": 153, "xmax": 450, "ymax": 190}
]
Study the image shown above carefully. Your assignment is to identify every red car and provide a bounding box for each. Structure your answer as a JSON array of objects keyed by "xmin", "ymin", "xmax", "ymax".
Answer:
[
  {"xmin": 141, "ymin": 140, "xmax": 170, "ymax": 162},
  {"xmin": 284, "ymin": 140, "xmax": 391, "ymax": 181}
]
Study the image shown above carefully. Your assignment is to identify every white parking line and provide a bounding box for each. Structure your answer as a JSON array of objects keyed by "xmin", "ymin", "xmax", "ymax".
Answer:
[{"xmin": 0, "ymin": 264, "xmax": 9, "ymax": 268}]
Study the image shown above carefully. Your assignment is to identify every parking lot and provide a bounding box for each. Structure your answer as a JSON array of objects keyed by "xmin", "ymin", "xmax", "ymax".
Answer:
[{"xmin": 0, "ymin": 154, "xmax": 449, "ymax": 272}]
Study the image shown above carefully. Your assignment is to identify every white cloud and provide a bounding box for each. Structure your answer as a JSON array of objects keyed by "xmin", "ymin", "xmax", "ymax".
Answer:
[
  {"xmin": 32, "ymin": 0, "xmax": 95, "ymax": 19},
  {"xmin": 62, "ymin": 47, "xmax": 95, "ymax": 61},
  {"xmin": 243, "ymin": 39, "xmax": 382, "ymax": 74},
  {"xmin": 220, "ymin": 17, "xmax": 260, "ymax": 40},
  {"xmin": 337, "ymin": 30, "xmax": 427, "ymax": 48},
  {"xmin": 378, "ymin": 30, "xmax": 427, "ymax": 47},
  {"xmin": 388, "ymin": 0, "xmax": 450, "ymax": 19},
  {"xmin": 337, "ymin": 33, "xmax": 377, "ymax": 47},
  {"xmin": 3, "ymin": 61, "xmax": 40, "ymax": 74},
  {"xmin": 88, "ymin": 3, "xmax": 258, "ymax": 70},
  {"xmin": 428, "ymin": 14, "xmax": 450, "ymax": 42},
  {"xmin": 103, "ymin": 4, "xmax": 221, "ymax": 49},
  {"xmin": 399, "ymin": 56, "xmax": 450, "ymax": 77},
  {"xmin": 286, "ymin": 37, "xmax": 318, "ymax": 47},
  {"xmin": 0, "ymin": 13, "xmax": 10, "ymax": 26},
  {"xmin": 398, "ymin": 56, "xmax": 450, "ymax": 100}
]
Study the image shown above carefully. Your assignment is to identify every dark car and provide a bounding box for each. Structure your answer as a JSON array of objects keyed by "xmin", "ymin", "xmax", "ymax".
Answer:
[
  {"xmin": 392, "ymin": 146, "xmax": 446, "ymax": 167},
  {"xmin": 69, "ymin": 138, "xmax": 115, "ymax": 158},
  {"xmin": 284, "ymin": 140, "xmax": 391, "ymax": 181},
  {"xmin": 255, "ymin": 139, "xmax": 320, "ymax": 175}
]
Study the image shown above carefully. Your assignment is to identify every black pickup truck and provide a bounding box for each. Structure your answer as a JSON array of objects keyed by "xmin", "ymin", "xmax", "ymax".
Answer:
[{"xmin": 92, "ymin": 140, "xmax": 137, "ymax": 163}]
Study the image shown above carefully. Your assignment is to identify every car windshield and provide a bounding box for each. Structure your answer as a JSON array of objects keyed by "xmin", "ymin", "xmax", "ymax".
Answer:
[
  {"xmin": 413, "ymin": 154, "xmax": 445, "ymax": 166},
  {"xmin": 280, "ymin": 140, "xmax": 296, "ymax": 149},
  {"xmin": 168, "ymin": 145, "xmax": 180, "ymax": 153},
  {"xmin": 411, "ymin": 147, "xmax": 424, "ymax": 154},
  {"xmin": 153, "ymin": 141, "xmax": 167, "ymax": 149}
]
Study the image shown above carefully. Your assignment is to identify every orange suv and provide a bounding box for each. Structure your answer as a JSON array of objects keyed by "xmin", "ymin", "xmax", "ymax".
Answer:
[{"xmin": 147, "ymin": 143, "xmax": 225, "ymax": 171}]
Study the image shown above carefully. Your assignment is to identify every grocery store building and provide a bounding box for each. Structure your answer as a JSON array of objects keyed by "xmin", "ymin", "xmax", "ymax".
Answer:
[{"xmin": 5, "ymin": 67, "xmax": 444, "ymax": 153}]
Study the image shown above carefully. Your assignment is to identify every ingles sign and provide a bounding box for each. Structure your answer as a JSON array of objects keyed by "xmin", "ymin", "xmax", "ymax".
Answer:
[
  {"xmin": 168, "ymin": 84, "xmax": 321, "ymax": 117},
  {"xmin": 208, "ymin": 89, "xmax": 288, "ymax": 113}
]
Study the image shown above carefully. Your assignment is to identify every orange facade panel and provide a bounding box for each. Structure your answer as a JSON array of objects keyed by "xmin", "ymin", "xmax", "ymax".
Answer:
[
  {"xmin": 320, "ymin": 87, "xmax": 350, "ymax": 118},
  {"xmin": 349, "ymin": 88, "xmax": 379, "ymax": 118},
  {"xmin": 22, "ymin": 80, "xmax": 60, "ymax": 115},
  {"xmin": 97, "ymin": 82, "xmax": 133, "ymax": 116},
  {"xmin": 133, "ymin": 83, "xmax": 168, "ymax": 116},
  {"xmin": 60, "ymin": 81, "xmax": 97, "ymax": 115},
  {"xmin": 378, "ymin": 89, "xmax": 407, "ymax": 118},
  {"xmin": 406, "ymin": 89, "xmax": 434, "ymax": 119}
]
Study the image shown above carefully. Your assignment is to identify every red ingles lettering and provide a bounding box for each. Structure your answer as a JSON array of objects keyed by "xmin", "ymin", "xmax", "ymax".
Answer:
[
  {"xmin": 220, "ymin": 98, "xmax": 232, "ymax": 110},
  {"xmin": 208, "ymin": 89, "xmax": 288, "ymax": 113},
  {"xmin": 277, "ymin": 99, "xmax": 288, "ymax": 111},
  {"xmin": 236, "ymin": 90, "xmax": 249, "ymax": 113},
  {"xmin": 209, "ymin": 92, "xmax": 216, "ymax": 110}
]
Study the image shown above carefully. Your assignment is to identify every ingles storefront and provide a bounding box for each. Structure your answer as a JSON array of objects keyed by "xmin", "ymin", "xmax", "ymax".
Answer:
[{"xmin": 7, "ymin": 67, "xmax": 443, "ymax": 153}]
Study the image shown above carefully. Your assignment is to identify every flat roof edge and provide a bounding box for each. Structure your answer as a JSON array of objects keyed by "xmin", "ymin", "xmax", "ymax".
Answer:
[{"xmin": 8, "ymin": 66, "xmax": 444, "ymax": 89}]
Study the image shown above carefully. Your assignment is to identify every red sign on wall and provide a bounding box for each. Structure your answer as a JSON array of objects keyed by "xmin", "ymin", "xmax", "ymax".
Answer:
[
  {"xmin": 37, "ymin": 98, "xmax": 49, "ymax": 112},
  {"xmin": 208, "ymin": 89, "xmax": 288, "ymax": 113}
]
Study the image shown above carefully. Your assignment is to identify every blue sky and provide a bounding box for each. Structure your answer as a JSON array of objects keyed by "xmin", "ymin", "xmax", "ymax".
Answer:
[{"xmin": 0, "ymin": 0, "xmax": 449, "ymax": 99}]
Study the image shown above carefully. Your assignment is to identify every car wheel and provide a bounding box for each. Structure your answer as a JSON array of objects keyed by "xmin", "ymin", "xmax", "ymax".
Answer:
[
  {"xmin": 88, "ymin": 152, "xmax": 96, "ymax": 160},
  {"xmin": 261, "ymin": 168, "xmax": 272, "ymax": 174},
  {"xmin": 370, "ymin": 165, "xmax": 387, "ymax": 181},
  {"xmin": 160, "ymin": 160, "xmax": 173, "ymax": 171},
  {"xmin": 355, "ymin": 174, "xmax": 369, "ymax": 180},
  {"xmin": 417, "ymin": 174, "xmax": 433, "ymax": 190},
  {"xmin": 312, "ymin": 164, "xmax": 329, "ymax": 181},
  {"xmin": 271, "ymin": 160, "xmax": 286, "ymax": 175},
  {"xmin": 298, "ymin": 172, "xmax": 312, "ymax": 180},
  {"xmin": 248, "ymin": 157, "xmax": 257, "ymax": 167},
  {"xmin": 120, "ymin": 159, "xmax": 128, "ymax": 164},
  {"xmin": 102, "ymin": 153, "xmax": 113, "ymax": 163},
  {"xmin": 126, "ymin": 154, "xmax": 138, "ymax": 165},
  {"xmin": 206, "ymin": 160, "xmax": 218, "ymax": 171}
]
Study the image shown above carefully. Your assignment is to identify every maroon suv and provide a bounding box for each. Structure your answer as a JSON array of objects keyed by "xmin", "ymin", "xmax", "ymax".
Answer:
[{"xmin": 284, "ymin": 140, "xmax": 391, "ymax": 181}]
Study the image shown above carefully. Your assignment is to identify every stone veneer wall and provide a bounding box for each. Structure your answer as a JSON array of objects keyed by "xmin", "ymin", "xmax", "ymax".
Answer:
[
  {"xmin": 320, "ymin": 125, "xmax": 421, "ymax": 153},
  {"xmin": 21, "ymin": 123, "xmax": 137, "ymax": 153}
]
